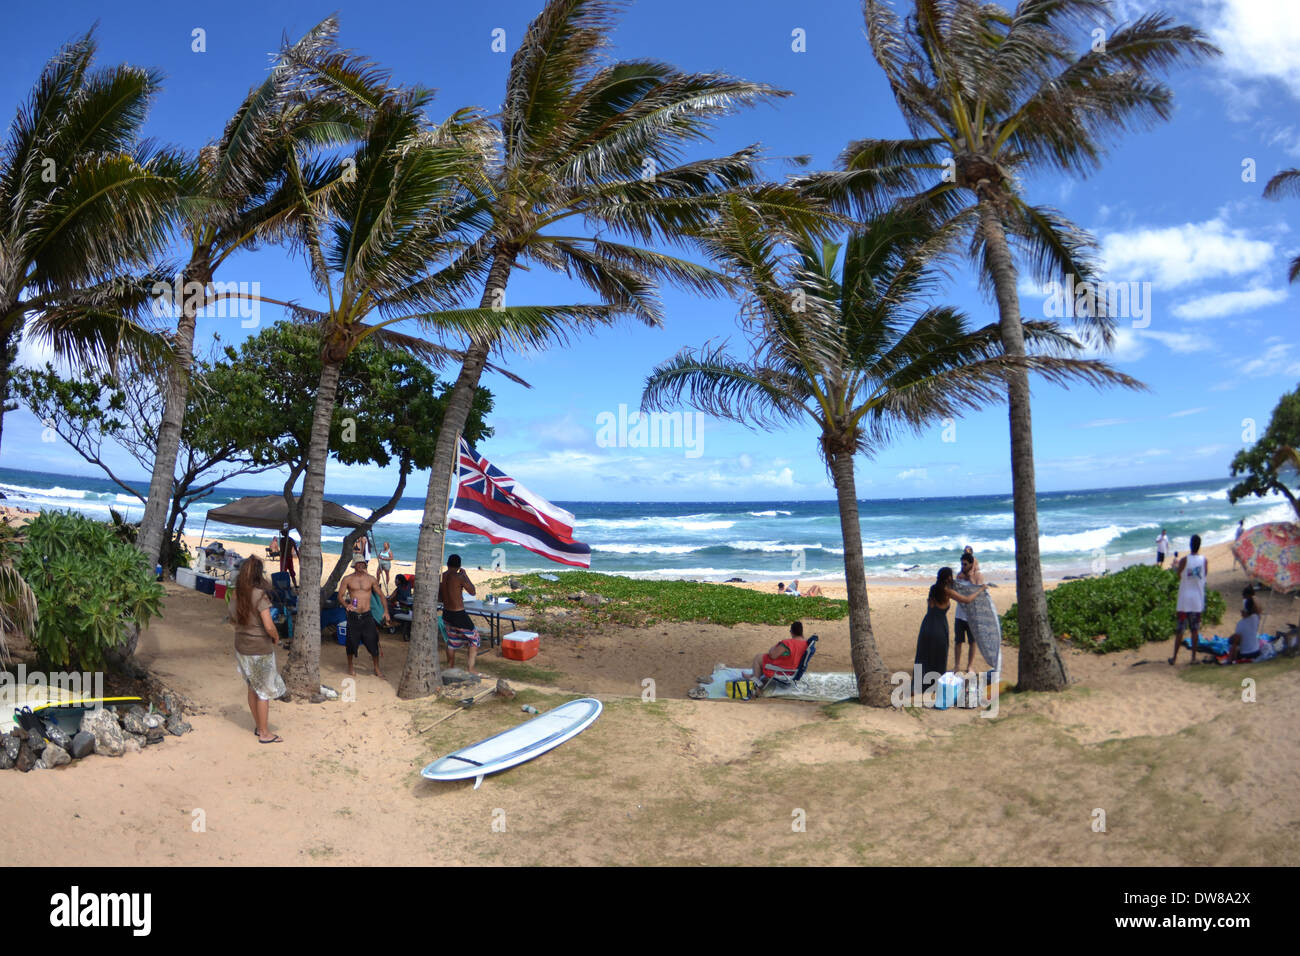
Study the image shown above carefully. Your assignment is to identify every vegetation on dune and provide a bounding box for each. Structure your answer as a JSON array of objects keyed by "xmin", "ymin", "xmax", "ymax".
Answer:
[
  {"xmin": 1000, "ymin": 564, "xmax": 1225, "ymax": 654},
  {"xmin": 1228, "ymin": 383, "xmax": 1300, "ymax": 520},
  {"xmin": 507, "ymin": 571, "xmax": 847, "ymax": 629}
]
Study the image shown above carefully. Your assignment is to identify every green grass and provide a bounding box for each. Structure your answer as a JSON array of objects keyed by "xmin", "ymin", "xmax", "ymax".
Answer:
[
  {"xmin": 505, "ymin": 570, "xmax": 849, "ymax": 629},
  {"xmin": 475, "ymin": 658, "xmax": 566, "ymax": 685}
]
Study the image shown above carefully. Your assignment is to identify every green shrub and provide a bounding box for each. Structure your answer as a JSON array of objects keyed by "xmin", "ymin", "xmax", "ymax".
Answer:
[
  {"xmin": 17, "ymin": 510, "xmax": 164, "ymax": 669},
  {"xmin": 1000, "ymin": 564, "xmax": 1226, "ymax": 653},
  {"xmin": 507, "ymin": 571, "xmax": 848, "ymax": 628}
]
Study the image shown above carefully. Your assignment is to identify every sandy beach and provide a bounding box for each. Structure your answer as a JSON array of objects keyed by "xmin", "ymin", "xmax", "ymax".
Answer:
[{"xmin": 3, "ymin": 517, "xmax": 1297, "ymax": 866}]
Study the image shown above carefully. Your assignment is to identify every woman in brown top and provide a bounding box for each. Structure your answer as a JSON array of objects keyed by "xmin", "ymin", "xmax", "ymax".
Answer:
[{"xmin": 232, "ymin": 556, "xmax": 286, "ymax": 743}]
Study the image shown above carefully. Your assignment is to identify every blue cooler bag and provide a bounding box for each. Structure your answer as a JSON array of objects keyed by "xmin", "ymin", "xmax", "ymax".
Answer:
[
  {"xmin": 336, "ymin": 621, "xmax": 348, "ymax": 646},
  {"xmin": 935, "ymin": 672, "xmax": 962, "ymax": 710}
]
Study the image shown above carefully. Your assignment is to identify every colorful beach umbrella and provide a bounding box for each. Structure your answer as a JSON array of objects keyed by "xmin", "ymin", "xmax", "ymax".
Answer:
[{"xmin": 1232, "ymin": 522, "xmax": 1300, "ymax": 593}]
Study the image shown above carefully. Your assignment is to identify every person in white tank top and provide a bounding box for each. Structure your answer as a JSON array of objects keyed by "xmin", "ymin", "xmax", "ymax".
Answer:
[{"xmin": 1169, "ymin": 534, "xmax": 1208, "ymax": 665}]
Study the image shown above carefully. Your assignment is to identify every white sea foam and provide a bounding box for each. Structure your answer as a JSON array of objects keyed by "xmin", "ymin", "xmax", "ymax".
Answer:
[{"xmin": 747, "ymin": 509, "xmax": 793, "ymax": 517}]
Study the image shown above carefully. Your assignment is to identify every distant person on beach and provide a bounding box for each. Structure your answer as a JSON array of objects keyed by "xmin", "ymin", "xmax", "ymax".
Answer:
[
  {"xmin": 440, "ymin": 554, "xmax": 481, "ymax": 674},
  {"xmin": 1169, "ymin": 535, "xmax": 1207, "ymax": 665},
  {"xmin": 268, "ymin": 535, "xmax": 280, "ymax": 560},
  {"xmin": 1225, "ymin": 586, "xmax": 1263, "ymax": 663},
  {"xmin": 338, "ymin": 559, "xmax": 391, "ymax": 678},
  {"xmin": 786, "ymin": 579, "xmax": 824, "ymax": 597},
  {"xmin": 915, "ymin": 567, "xmax": 986, "ymax": 694},
  {"xmin": 278, "ymin": 524, "xmax": 298, "ymax": 588},
  {"xmin": 1233, "ymin": 520, "xmax": 1246, "ymax": 571},
  {"xmin": 230, "ymin": 556, "xmax": 285, "ymax": 744},
  {"xmin": 746, "ymin": 621, "xmax": 809, "ymax": 686},
  {"xmin": 377, "ymin": 541, "xmax": 393, "ymax": 591},
  {"xmin": 352, "ymin": 535, "xmax": 371, "ymax": 563},
  {"xmin": 1156, "ymin": 529, "xmax": 1170, "ymax": 567},
  {"xmin": 952, "ymin": 552, "xmax": 985, "ymax": 673},
  {"xmin": 777, "ymin": 581, "xmax": 798, "ymax": 596}
]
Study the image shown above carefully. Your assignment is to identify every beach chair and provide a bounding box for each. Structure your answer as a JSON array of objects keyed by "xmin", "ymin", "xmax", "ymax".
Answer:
[
  {"xmin": 269, "ymin": 572, "xmax": 297, "ymax": 641},
  {"xmin": 756, "ymin": 633, "xmax": 819, "ymax": 694}
]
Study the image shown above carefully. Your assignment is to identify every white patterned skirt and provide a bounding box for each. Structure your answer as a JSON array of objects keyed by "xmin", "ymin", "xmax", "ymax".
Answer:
[{"xmin": 236, "ymin": 651, "xmax": 287, "ymax": 701}]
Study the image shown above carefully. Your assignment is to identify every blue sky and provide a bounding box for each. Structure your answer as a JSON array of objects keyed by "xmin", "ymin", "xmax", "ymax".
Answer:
[{"xmin": 4, "ymin": 0, "xmax": 1298, "ymax": 502}]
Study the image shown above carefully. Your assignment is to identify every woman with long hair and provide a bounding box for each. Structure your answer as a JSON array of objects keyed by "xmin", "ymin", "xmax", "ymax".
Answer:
[
  {"xmin": 914, "ymin": 567, "xmax": 986, "ymax": 695},
  {"xmin": 231, "ymin": 555, "xmax": 285, "ymax": 743}
]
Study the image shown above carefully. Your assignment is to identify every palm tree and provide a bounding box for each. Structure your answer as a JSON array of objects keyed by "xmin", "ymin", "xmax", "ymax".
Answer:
[
  {"xmin": 1263, "ymin": 169, "xmax": 1300, "ymax": 283},
  {"xmin": 821, "ymin": 0, "xmax": 1218, "ymax": 691},
  {"xmin": 275, "ymin": 50, "xmax": 625, "ymax": 697},
  {"xmin": 398, "ymin": 0, "xmax": 791, "ymax": 699},
  {"xmin": 134, "ymin": 18, "xmax": 366, "ymax": 570},
  {"xmin": 643, "ymin": 202, "xmax": 1137, "ymax": 704},
  {"xmin": 0, "ymin": 29, "xmax": 183, "ymax": 457}
]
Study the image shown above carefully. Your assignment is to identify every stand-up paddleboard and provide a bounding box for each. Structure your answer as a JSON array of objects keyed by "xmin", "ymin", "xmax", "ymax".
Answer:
[
  {"xmin": 954, "ymin": 582, "xmax": 1002, "ymax": 670},
  {"xmin": 421, "ymin": 698, "xmax": 602, "ymax": 790}
]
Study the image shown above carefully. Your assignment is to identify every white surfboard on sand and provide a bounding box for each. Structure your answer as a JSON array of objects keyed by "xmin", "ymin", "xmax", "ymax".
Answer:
[{"xmin": 420, "ymin": 698, "xmax": 602, "ymax": 789}]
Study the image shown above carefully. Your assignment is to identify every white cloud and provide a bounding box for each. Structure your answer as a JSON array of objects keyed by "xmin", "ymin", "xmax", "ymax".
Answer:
[
  {"xmin": 1238, "ymin": 343, "xmax": 1300, "ymax": 377},
  {"xmin": 1167, "ymin": 407, "xmax": 1208, "ymax": 419},
  {"xmin": 1203, "ymin": 0, "xmax": 1300, "ymax": 101},
  {"xmin": 1080, "ymin": 418, "xmax": 1131, "ymax": 429},
  {"xmin": 1086, "ymin": 325, "xmax": 1211, "ymax": 363},
  {"xmin": 1100, "ymin": 219, "xmax": 1275, "ymax": 289},
  {"xmin": 896, "ymin": 468, "xmax": 928, "ymax": 481},
  {"xmin": 1170, "ymin": 286, "xmax": 1288, "ymax": 320}
]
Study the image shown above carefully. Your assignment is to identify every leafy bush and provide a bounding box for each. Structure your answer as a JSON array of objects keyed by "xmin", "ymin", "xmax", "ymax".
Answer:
[
  {"xmin": 508, "ymin": 571, "xmax": 848, "ymax": 628},
  {"xmin": 16, "ymin": 510, "xmax": 164, "ymax": 669},
  {"xmin": 1000, "ymin": 564, "xmax": 1226, "ymax": 653}
]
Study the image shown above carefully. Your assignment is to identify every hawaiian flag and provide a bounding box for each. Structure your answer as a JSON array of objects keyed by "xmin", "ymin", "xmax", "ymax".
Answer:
[{"xmin": 447, "ymin": 439, "xmax": 591, "ymax": 568}]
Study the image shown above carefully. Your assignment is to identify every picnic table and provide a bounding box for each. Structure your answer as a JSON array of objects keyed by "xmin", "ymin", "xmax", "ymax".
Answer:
[{"xmin": 388, "ymin": 599, "xmax": 524, "ymax": 648}]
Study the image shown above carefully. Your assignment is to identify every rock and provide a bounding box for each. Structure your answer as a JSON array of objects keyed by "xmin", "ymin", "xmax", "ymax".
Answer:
[
  {"xmin": 128, "ymin": 733, "xmax": 147, "ymax": 747},
  {"xmin": 544, "ymin": 607, "xmax": 570, "ymax": 619},
  {"xmin": 122, "ymin": 710, "xmax": 147, "ymax": 735},
  {"xmin": 123, "ymin": 738, "xmax": 142, "ymax": 754},
  {"xmin": 143, "ymin": 713, "xmax": 164, "ymax": 730},
  {"xmin": 725, "ymin": 577, "xmax": 745, "ymax": 583},
  {"xmin": 162, "ymin": 693, "xmax": 182, "ymax": 717},
  {"xmin": 68, "ymin": 731, "xmax": 96, "ymax": 759},
  {"xmin": 580, "ymin": 593, "xmax": 608, "ymax": 607},
  {"xmin": 15, "ymin": 742, "xmax": 36, "ymax": 772},
  {"xmin": 2, "ymin": 733, "xmax": 20, "ymax": 762},
  {"xmin": 308, "ymin": 692, "xmax": 326, "ymax": 704},
  {"xmin": 441, "ymin": 668, "xmax": 479, "ymax": 686},
  {"xmin": 80, "ymin": 709, "xmax": 125, "ymax": 757},
  {"xmin": 145, "ymin": 726, "xmax": 165, "ymax": 745},
  {"xmin": 37, "ymin": 743, "xmax": 70, "ymax": 768},
  {"xmin": 566, "ymin": 591, "xmax": 586, "ymax": 601},
  {"xmin": 165, "ymin": 715, "xmax": 192, "ymax": 736},
  {"xmin": 43, "ymin": 721, "xmax": 72, "ymax": 752},
  {"xmin": 27, "ymin": 732, "xmax": 46, "ymax": 756},
  {"xmin": 508, "ymin": 578, "xmax": 522, "ymax": 590}
]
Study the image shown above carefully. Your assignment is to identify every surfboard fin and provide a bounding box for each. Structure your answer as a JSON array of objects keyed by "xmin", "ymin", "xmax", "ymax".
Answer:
[{"xmin": 473, "ymin": 774, "xmax": 484, "ymax": 790}]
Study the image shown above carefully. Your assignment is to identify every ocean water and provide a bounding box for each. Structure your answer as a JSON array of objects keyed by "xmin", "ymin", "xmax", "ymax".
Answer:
[{"xmin": 0, "ymin": 466, "xmax": 1291, "ymax": 583}]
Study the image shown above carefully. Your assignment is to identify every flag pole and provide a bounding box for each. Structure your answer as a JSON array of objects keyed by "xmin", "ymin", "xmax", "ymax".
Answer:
[{"xmin": 438, "ymin": 431, "xmax": 463, "ymax": 579}]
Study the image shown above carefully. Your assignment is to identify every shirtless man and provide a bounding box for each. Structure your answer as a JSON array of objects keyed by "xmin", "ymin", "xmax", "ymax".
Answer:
[
  {"xmin": 439, "ymin": 554, "xmax": 480, "ymax": 674},
  {"xmin": 338, "ymin": 559, "xmax": 391, "ymax": 677}
]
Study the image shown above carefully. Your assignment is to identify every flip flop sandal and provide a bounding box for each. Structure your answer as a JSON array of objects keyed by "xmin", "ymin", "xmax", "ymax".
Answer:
[{"xmin": 258, "ymin": 734, "xmax": 283, "ymax": 744}]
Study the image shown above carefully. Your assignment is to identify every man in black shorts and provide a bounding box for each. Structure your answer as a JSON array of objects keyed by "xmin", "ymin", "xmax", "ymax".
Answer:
[
  {"xmin": 952, "ymin": 552, "xmax": 983, "ymax": 672},
  {"xmin": 338, "ymin": 559, "xmax": 392, "ymax": 677}
]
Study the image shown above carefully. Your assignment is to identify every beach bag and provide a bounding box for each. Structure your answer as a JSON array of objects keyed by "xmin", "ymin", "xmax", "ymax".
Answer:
[
  {"xmin": 934, "ymin": 672, "xmax": 962, "ymax": 710},
  {"xmin": 955, "ymin": 674, "xmax": 982, "ymax": 709},
  {"xmin": 726, "ymin": 679, "xmax": 756, "ymax": 700}
]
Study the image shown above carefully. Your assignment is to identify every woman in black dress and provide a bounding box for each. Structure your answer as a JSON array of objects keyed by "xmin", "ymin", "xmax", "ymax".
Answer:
[{"xmin": 914, "ymin": 567, "xmax": 986, "ymax": 695}]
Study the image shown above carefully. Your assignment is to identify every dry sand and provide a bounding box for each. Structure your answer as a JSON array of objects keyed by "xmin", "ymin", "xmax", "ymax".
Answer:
[{"xmin": 2, "ymin": 533, "xmax": 1297, "ymax": 866}]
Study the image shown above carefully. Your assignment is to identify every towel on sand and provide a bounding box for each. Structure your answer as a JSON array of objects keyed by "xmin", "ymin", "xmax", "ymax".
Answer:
[{"xmin": 692, "ymin": 667, "xmax": 857, "ymax": 702}]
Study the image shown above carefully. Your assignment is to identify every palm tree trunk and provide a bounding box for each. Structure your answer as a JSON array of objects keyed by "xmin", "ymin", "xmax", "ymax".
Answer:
[
  {"xmin": 398, "ymin": 250, "xmax": 515, "ymax": 699},
  {"xmin": 978, "ymin": 201, "xmax": 1069, "ymax": 692},
  {"xmin": 137, "ymin": 264, "xmax": 206, "ymax": 568},
  {"xmin": 828, "ymin": 447, "xmax": 892, "ymax": 706},
  {"xmin": 284, "ymin": 357, "xmax": 342, "ymax": 697}
]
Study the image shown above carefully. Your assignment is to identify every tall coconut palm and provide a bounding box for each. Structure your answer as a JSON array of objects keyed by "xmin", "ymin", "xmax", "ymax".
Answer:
[
  {"xmin": 1263, "ymin": 169, "xmax": 1300, "ymax": 283},
  {"xmin": 643, "ymin": 201, "xmax": 1138, "ymax": 704},
  {"xmin": 0, "ymin": 29, "xmax": 183, "ymax": 457},
  {"xmin": 134, "ymin": 17, "xmax": 367, "ymax": 570},
  {"xmin": 821, "ymin": 0, "xmax": 1218, "ymax": 691},
  {"xmin": 277, "ymin": 52, "xmax": 627, "ymax": 697},
  {"xmin": 397, "ymin": 0, "xmax": 793, "ymax": 699}
]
